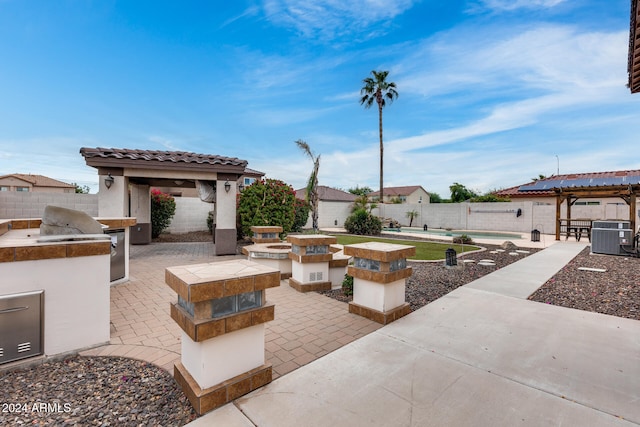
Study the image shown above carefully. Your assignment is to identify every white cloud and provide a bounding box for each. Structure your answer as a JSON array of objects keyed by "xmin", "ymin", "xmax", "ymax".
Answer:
[
  {"xmin": 262, "ymin": 0, "xmax": 418, "ymax": 40},
  {"xmin": 470, "ymin": 0, "xmax": 566, "ymax": 13}
]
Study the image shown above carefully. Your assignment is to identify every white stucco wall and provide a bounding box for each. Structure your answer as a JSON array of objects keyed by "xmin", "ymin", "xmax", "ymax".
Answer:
[{"xmin": 166, "ymin": 197, "xmax": 213, "ymax": 233}]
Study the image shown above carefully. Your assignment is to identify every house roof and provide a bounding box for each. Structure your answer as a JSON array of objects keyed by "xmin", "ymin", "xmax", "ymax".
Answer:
[
  {"xmin": 243, "ymin": 167, "xmax": 265, "ymax": 177},
  {"xmin": 80, "ymin": 147, "xmax": 248, "ymax": 173},
  {"xmin": 629, "ymin": 0, "xmax": 640, "ymax": 93},
  {"xmin": 0, "ymin": 173, "xmax": 75, "ymax": 188},
  {"xmin": 295, "ymin": 186, "xmax": 357, "ymax": 202},
  {"xmin": 367, "ymin": 185, "xmax": 427, "ymax": 197},
  {"xmin": 494, "ymin": 170, "xmax": 640, "ymax": 198}
]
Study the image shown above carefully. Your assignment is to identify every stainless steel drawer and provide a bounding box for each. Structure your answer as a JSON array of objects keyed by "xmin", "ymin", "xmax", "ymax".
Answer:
[{"xmin": 0, "ymin": 290, "xmax": 44, "ymax": 365}]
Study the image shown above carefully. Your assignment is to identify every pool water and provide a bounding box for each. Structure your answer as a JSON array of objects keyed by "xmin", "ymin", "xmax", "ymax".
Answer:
[{"xmin": 399, "ymin": 228, "xmax": 522, "ymax": 240}]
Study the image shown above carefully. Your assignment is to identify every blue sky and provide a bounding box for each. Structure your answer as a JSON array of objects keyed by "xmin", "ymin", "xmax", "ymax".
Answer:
[{"xmin": 0, "ymin": 0, "xmax": 637, "ymax": 198}]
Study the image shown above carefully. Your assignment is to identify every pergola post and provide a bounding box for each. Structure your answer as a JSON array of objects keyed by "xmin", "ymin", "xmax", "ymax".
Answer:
[{"xmin": 555, "ymin": 193, "xmax": 562, "ymax": 240}]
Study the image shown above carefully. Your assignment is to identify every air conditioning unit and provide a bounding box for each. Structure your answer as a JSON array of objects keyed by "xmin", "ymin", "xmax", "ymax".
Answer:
[
  {"xmin": 591, "ymin": 228, "xmax": 633, "ymax": 255},
  {"xmin": 592, "ymin": 220, "xmax": 631, "ymax": 229}
]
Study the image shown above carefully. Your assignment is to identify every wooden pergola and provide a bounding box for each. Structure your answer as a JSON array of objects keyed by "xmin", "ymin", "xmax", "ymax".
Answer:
[{"xmin": 554, "ymin": 184, "xmax": 640, "ymax": 240}]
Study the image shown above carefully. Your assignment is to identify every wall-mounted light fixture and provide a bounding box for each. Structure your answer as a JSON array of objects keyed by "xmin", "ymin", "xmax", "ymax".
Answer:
[
  {"xmin": 224, "ymin": 179, "xmax": 231, "ymax": 193},
  {"xmin": 238, "ymin": 183, "xmax": 244, "ymax": 192},
  {"xmin": 104, "ymin": 173, "xmax": 115, "ymax": 190}
]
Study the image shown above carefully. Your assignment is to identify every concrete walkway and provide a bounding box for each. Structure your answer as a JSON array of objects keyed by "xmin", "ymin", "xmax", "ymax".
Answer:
[
  {"xmin": 192, "ymin": 241, "xmax": 640, "ymax": 427},
  {"xmin": 80, "ymin": 242, "xmax": 382, "ymax": 378}
]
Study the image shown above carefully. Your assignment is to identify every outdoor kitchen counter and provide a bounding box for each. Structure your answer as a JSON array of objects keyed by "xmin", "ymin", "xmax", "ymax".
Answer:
[{"xmin": 0, "ymin": 218, "xmax": 136, "ymax": 262}]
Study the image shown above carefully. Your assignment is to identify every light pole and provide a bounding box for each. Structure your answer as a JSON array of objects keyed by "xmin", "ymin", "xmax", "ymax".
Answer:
[
  {"xmin": 419, "ymin": 196, "xmax": 422, "ymax": 228},
  {"xmin": 555, "ymin": 155, "xmax": 559, "ymax": 176}
]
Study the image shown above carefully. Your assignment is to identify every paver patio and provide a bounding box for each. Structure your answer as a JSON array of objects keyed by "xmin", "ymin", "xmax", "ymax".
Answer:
[{"xmin": 80, "ymin": 242, "xmax": 382, "ymax": 379}]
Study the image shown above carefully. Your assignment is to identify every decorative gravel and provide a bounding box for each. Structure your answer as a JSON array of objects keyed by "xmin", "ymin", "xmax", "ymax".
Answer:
[
  {"xmin": 529, "ymin": 247, "xmax": 640, "ymax": 320},
  {"xmin": 0, "ymin": 356, "xmax": 197, "ymax": 426},
  {"xmin": 322, "ymin": 241, "xmax": 640, "ymax": 321}
]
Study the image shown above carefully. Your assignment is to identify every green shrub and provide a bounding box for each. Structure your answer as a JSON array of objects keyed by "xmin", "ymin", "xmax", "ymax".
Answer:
[
  {"xmin": 344, "ymin": 209, "xmax": 382, "ymax": 235},
  {"xmin": 342, "ymin": 274, "xmax": 354, "ymax": 296},
  {"xmin": 237, "ymin": 179, "xmax": 297, "ymax": 238},
  {"xmin": 292, "ymin": 198, "xmax": 310, "ymax": 232},
  {"xmin": 151, "ymin": 189, "xmax": 176, "ymax": 238},
  {"xmin": 453, "ymin": 234, "xmax": 474, "ymax": 244}
]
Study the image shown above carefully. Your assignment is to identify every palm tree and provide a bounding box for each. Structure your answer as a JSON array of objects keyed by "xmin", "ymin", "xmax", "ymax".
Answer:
[
  {"xmin": 360, "ymin": 70, "xmax": 398, "ymax": 204},
  {"xmin": 406, "ymin": 209, "xmax": 419, "ymax": 227},
  {"xmin": 295, "ymin": 139, "xmax": 320, "ymax": 232}
]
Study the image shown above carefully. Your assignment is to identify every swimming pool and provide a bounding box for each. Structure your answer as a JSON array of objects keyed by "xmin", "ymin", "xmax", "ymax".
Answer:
[{"xmin": 398, "ymin": 228, "xmax": 523, "ymax": 240}]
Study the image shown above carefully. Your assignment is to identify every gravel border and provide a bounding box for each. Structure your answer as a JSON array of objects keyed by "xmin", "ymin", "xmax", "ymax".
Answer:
[{"xmin": 0, "ymin": 356, "xmax": 197, "ymax": 426}]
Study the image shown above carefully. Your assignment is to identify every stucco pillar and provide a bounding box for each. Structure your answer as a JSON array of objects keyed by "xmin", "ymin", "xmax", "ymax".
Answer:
[
  {"xmin": 130, "ymin": 184, "xmax": 151, "ymax": 244},
  {"xmin": 215, "ymin": 178, "xmax": 237, "ymax": 255},
  {"xmin": 98, "ymin": 174, "xmax": 128, "ymax": 217}
]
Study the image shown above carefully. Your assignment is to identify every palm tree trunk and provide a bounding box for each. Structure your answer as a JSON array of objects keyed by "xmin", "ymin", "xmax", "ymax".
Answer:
[{"xmin": 378, "ymin": 103, "xmax": 384, "ymax": 203}]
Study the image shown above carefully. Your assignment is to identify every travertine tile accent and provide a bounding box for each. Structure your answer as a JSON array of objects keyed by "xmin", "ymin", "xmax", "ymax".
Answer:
[
  {"xmin": 286, "ymin": 234, "xmax": 337, "ymax": 246},
  {"xmin": 66, "ymin": 241, "xmax": 111, "ymax": 257},
  {"xmin": 15, "ymin": 244, "xmax": 66, "ymax": 261},
  {"xmin": 347, "ymin": 265, "xmax": 413, "ymax": 284},
  {"xmin": 288, "ymin": 277, "xmax": 332, "ymax": 293},
  {"xmin": 166, "ymin": 259, "xmax": 280, "ymax": 303},
  {"xmin": 170, "ymin": 302, "xmax": 276, "ymax": 342},
  {"xmin": 174, "ymin": 361, "xmax": 272, "ymax": 415},
  {"xmin": 343, "ymin": 242, "xmax": 416, "ymax": 262},
  {"xmin": 288, "ymin": 252, "xmax": 332, "ymax": 263},
  {"xmin": 348, "ymin": 301, "xmax": 411, "ymax": 325},
  {"xmin": 0, "ymin": 247, "xmax": 14, "ymax": 263}
]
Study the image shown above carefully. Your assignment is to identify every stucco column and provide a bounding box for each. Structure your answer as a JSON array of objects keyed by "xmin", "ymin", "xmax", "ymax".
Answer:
[
  {"xmin": 130, "ymin": 184, "xmax": 151, "ymax": 244},
  {"xmin": 98, "ymin": 174, "xmax": 128, "ymax": 217},
  {"xmin": 215, "ymin": 178, "xmax": 237, "ymax": 255}
]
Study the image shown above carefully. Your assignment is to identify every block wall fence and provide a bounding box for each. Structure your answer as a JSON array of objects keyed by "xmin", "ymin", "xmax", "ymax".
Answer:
[{"xmin": 1, "ymin": 192, "xmax": 635, "ymax": 236}]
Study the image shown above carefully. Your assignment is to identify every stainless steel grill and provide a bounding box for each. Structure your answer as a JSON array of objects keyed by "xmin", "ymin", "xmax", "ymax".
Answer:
[{"xmin": 0, "ymin": 290, "xmax": 44, "ymax": 365}]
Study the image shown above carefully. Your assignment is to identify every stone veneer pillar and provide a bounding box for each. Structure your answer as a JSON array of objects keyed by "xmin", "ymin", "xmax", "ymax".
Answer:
[
  {"xmin": 343, "ymin": 242, "xmax": 416, "ymax": 324},
  {"xmin": 251, "ymin": 225, "xmax": 282, "ymax": 243},
  {"xmin": 286, "ymin": 234, "xmax": 336, "ymax": 292},
  {"xmin": 165, "ymin": 259, "xmax": 280, "ymax": 415}
]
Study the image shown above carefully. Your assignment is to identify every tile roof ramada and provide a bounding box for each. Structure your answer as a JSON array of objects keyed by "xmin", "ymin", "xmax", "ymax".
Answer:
[
  {"xmin": 80, "ymin": 147, "xmax": 247, "ymax": 168},
  {"xmin": 0, "ymin": 173, "xmax": 75, "ymax": 188}
]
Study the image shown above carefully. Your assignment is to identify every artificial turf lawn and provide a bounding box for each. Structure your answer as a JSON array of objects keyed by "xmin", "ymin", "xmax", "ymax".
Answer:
[{"xmin": 332, "ymin": 234, "xmax": 480, "ymax": 261}]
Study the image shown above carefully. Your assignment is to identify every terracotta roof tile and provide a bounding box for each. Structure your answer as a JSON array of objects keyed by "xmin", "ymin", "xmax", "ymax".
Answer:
[{"xmin": 79, "ymin": 147, "xmax": 247, "ymax": 167}]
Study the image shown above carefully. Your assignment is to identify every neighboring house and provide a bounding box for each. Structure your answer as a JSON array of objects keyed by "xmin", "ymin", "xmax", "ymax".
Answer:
[
  {"xmin": 295, "ymin": 186, "xmax": 357, "ymax": 228},
  {"xmin": 494, "ymin": 169, "xmax": 640, "ymax": 208},
  {"xmin": 367, "ymin": 185, "xmax": 429, "ymax": 204},
  {"xmin": 0, "ymin": 174, "xmax": 75, "ymax": 193}
]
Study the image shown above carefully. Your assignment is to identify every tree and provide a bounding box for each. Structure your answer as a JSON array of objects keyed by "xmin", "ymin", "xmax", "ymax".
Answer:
[
  {"xmin": 449, "ymin": 182, "xmax": 478, "ymax": 203},
  {"xmin": 351, "ymin": 194, "xmax": 377, "ymax": 213},
  {"xmin": 295, "ymin": 139, "xmax": 320, "ymax": 232},
  {"xmin": 429, "ymin": 192, "xmax": 443, "ymax": 203},
  {"xmin": 72, "ymin": 182, "xmax": 90, "ymax": 194},
  {"xmin": 360, "ymin": 70, "xmax": 398, "ymax": 204},
  {"xmin": 236, "ymin": 179, "xmax": 296, "ymax": 238},
  {"xmin": 348, "ymin": 185, "xmax": 374, "ymax": 196},
  {"xmin": 531, "ymin": 174, "xmax": 547, "ymax": 182},
  {"xmin": 406, "ymin": 209, "xmax": 419, "ymax": 227}
]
